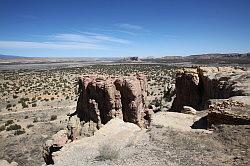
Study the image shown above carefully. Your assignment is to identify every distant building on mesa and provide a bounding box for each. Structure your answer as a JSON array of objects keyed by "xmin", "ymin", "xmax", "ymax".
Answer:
[{"xmin": 123, "ymin": 56, "xmax": 140, "ymax": 62}]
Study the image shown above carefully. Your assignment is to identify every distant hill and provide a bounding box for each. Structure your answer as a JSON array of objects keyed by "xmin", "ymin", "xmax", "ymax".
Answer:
[
  {"xmin": 143, "ymin": 53, "xmax": 250, "ymax": 64},
  {"xmin": 0, "ymin": 54, "xmax": 25, "ymax": 59}
]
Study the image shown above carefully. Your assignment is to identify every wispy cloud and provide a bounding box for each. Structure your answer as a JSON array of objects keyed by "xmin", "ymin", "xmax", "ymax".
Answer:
[
  {"xmin": 51, "ymin": 32, "xmax": 130, "ymax": 44},
  {"xmin": 0, "ymin": 32, "xmax": 131, "ymax": 50},
  {"xmin": 76, "ymin": 32, "xmax": 131, "ymax": 44},
  {"xmin": 0, "ymin": 40, "xmax": 102, "ymax": 50},
  {"xmin": 115, "ymin": 23, "xmax": 144, "ymax": 30}
]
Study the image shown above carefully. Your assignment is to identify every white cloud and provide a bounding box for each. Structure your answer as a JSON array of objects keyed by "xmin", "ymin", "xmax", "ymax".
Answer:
[
  {"xmin": 51, "ymin": 32, "xmax": 130, "ymax": 44},
  {"xmin": 0, "ymin": 31, "xmax": 131, "ymax": 51},
  {"xmin": 77, "ymin": 32, "xmax": 131, "ymax": 44},
  {"xmin": 0, "ymin": 40, "xmax": 102, "ymax": 50}
]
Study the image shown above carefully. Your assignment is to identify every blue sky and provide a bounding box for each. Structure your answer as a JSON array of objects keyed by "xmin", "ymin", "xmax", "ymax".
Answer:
[{"xmin": 0, "ymin": 0, "xmax": 250, "ymax": 57}]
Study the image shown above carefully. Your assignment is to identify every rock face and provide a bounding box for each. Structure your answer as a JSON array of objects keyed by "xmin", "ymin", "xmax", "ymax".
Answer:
[
  {"xmin": 171, "ymin": 67, "xmax": 249, "ymax": 112},
  {"xmin": 51, "ymin": 118, "xmax": 142, "ymax": 166},
  {"xmin": 206, "ymin": 98, "xmax": 250, "ymax": 127},
  {"xmin": 43, "ymin": 130, "xmax": 69, "ymax": 165},
  {"xmin": 76, "ymin": 74, "xmax": 148, "ymax": 128}
]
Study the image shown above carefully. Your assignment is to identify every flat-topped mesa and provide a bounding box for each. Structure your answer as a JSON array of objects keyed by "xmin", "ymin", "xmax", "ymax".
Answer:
[
  {"xmin": 171, "ymin": 66, "xmax": 249, "ymax": 112},
  {"xmin": 76, "ymin": 73, "xmax": 148, "ymax": 128}
]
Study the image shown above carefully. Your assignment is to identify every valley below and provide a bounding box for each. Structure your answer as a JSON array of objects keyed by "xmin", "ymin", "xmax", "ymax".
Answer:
[{"xmin": 0, "ymin": 59, "xmax": 249, "ymax": 166}]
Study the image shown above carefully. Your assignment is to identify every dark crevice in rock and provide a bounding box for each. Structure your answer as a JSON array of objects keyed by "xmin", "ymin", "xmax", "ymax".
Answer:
[
  {"xmin": 191, "ymin": 116, "xmax": 208, "ymax": 129},
  {"xmin": 44, "ymin": 146, "xmax": 62, "ymax": 165},
  {"xmin": 171, "ymin": 67, "xmax": 246, "ymax": 112}
]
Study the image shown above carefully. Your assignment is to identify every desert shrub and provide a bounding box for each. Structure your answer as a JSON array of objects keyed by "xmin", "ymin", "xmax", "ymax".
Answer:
[
  {"xmin": 13, "ymin": 95, "xmax": 18, "ymax": 99},
  {"xmin": 50, "ymin": 115, "xmax": 57, "ymax": 121},
  {"xmin": 150, "ymin": 99, "xmax": 162, "ymax": 108},
  {"xmin": 32, "ymin": 103, "xmax": 37, "ymax": 107},
  {"xmin": 66, "ymin": 96, "xmax": 69, "ymax": 100},
  {"xmin": 0, "ymin": 125, "xmax": 5, "ymax": 132},
  {"xmin": 24, "ymin": 115, "xmax": 29, "ymax": 119},
  {"xmin": 6, "ymin": 104, "xmax": 12, "ymax": 109},
  {"xmin": 5, "ymin": 119, "xmax": 14, "ymax": 126},
  {"xmin": 27, "ymin": 124, "xmax": 34, "ymax": 128},
  {"xmin": 14, "ymin": 129, "xmax": 25, "ymax": 135},
  {"xmin": 6, "ymin": 124, "xmax": 21, "ymax": 131},
  {"xmin": 18, "ymin": 97, "xmax": 29, "ymax": 103},
  {"xmin": 33, "ymin": 117, "xmax": 39, "ymax": 123},
  {"xmin": 51, "ymin": 97, "xmax": 54, "ymax": 100},
  {"xmin": 98, "ymin": 143, "xmax": 120, "ymax": 161},
  {"xmin": 22, "ymin": 102, "xmax": 28, "ymax": 108}
]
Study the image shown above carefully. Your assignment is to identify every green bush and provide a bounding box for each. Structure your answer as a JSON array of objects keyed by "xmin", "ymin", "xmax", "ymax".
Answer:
[
  {"xmin": 6, "ymin": 124, "xmax": 21, "ymax": 131},
  {"xmin": 33, "ymin": 117, "xmax": 39, "ymax": 123},
  {"xmin": 5, "ymin": 119, "xmax": 14, "ymax": 126},
  {"xmin": 32, "ymin": 103, "xmax": 37, "ymax": 107},
  {"xmin": 22, "ymin": 102, "xmax": 28, "ymax": 108},
  {"xmin": 98, "ymin": 144, "xmax": 120, "ymax": 161},
  {"xmin": 6, "ymin": 104, "xmax": 12, "ymax": 109},
  {"xmin": 50, "ymin": 115, "xmax": 57, "ymax": 121},
  {"xmin": 0, "ymin": 125, "xmax": 5, "ymax": 132},
  {"xmin": 14, "ymin": 129, "xmax": 25, "ymax": 135},
  {"xmin": 13, "ymin": 95, "xmax": 18, "ymax": 99}
]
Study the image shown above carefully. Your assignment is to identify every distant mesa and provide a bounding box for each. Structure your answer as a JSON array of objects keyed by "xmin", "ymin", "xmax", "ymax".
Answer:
[
  {"xmin": 122, "ymin": 56, "xmax": 140, "ymax": 62},
  {"xmin": 0, "ymin": 54, "xmax": 26, "ymax": 59}
]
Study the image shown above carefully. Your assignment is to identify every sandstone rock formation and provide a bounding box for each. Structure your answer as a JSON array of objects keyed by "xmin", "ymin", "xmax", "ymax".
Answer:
[
  {"xmin": 76, "ymin": 73, "xmax": 148, "ymax": 128},
  {"xmin": 43, "ymin": 130, "xmax": 69, "ymax": 165},
  {"xmin": 171, "ymin": 67, "xmax": 249, "ymax": 112},
  {"xmin": 206, "ymin": 97, "xmax": 250, "ymax": 127},
  {"xmin": 171, "ymin": 66, "xmax": 250, "ymax": 127},
  {"xmin": 50, "ymin": 118, "xmax": 142, "ymax": 166}
]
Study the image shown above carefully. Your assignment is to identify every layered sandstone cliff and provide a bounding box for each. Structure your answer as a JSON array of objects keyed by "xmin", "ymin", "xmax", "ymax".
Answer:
[
  {"xmin": 76, "ymin": 73, "xmax": 148, "ymax": 128},
  {"xmin": 171, "ymin": 67, "xmax": 249, "ymax": 112},
  {"xmin": 171, "ymin": 66, "xmax": 250, "ymax": 127}
]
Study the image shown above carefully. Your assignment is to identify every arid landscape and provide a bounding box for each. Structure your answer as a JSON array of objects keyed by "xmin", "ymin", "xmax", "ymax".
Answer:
[
  {"xmin": 1, "ymin": 0, "xmax": 250, "ymax": 165},
  {"xmin": 0, "ymin": 55, "xmax": 249, "ymax": 166}
]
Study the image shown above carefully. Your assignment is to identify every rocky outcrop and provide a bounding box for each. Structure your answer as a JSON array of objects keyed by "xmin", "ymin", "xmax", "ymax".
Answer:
[
  {"xmin": 51, "ymin": 118, "xmax": 142, "ymax": 166},
  {"xmin": 171, "ymin": 67, "xmax": 249, "ymax": 112},
  {"xmin": 76, "ymin": 74, "xmax": 148, "ymax": 128},
  {"xmin": 43, "ymin": 130, "xmax": 69, "ymax": 165},
  {"xmin": 206, "ymin": 98, "xmax": 250, "ymax": 127}
]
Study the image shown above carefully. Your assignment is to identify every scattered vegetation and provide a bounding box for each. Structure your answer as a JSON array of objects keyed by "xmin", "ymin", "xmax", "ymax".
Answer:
[
  {"xmin": 6, "ymin": 124, "xmax": 21, "ymax": 131},
  {"xmin": 14, "ymin": 129, "xmax": 26, "ymax": 135},
  {"xmin": 0, "ymin": 125, "xmax": 5, "ymax": 132},
  {"xmin": 5, "ymin": 119, "xmax": 14, "ymax": 126},
  {"xmin": 98, "ymin": 143, "xmax": 120, "ymax": 161},
  {"xmin": 50, "ymin": 115, "xmax": 57, "ymax": 121}
]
